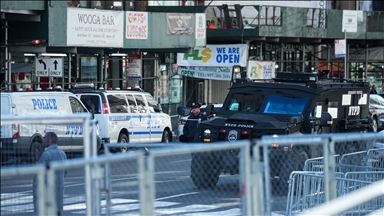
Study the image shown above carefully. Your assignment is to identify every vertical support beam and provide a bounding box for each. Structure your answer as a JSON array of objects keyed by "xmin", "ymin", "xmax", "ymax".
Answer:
[
  {"xmin": 5, "ymin": 21, "xmax": 11, "ymax": 91},
  {"xmin": 204, "ymin": 79, "xmax": 208, "ymax": 103},
  {"xmin": 83, "ymin": 116, "xmax": 93, "ymax": 216},
  {"xmin": 208, "ymin": 79, "xmax": 212, "ymax": 103},
  {"xmin": 344, "ymin": 30, "xmax": 347, "ymax": 80},
  {"xmin": 154, "ymin": 53, "xmax": 159, "ymax": 101},
  {"xmin": 105, "ymin": 160, "xmax": 111, "ymax": 216},
  {"xmin": 37, "ymin": 169, "xmax": 46, "ymax": 216},
  {"xmin": 263, "ymin": 144, "xmax": 272, "ymax": 216},
  {"xmin": 327, "ymin": 44, "xmax": 331, "ymax": 72},
  {"xmin": 139, "ymin": 155, "xmax": 155, "ymax": 216},
  {"xmin": 240, "ymin": 144, "xmax": 252, "ymax": 215},
  {"xmin": 280, "ymin": 43, "xmax": 283, "ymax": 71},
  {"xmin": 68, "ymin": 55, "xmax": 72, "ymax": 89},
  {"xmin": 45, "ymin": 167, "xmax": 57, "ymax": 215},
  {"xmin": 365, "ymin": 44, "xmax": 368, "ymax": 81},
  {"xmin": 324, "ymin": 138, "xmax": 337, "ymax": 202},
  {"xmin": 302, "ymin": 43, "xmax": 305, "ymax": 72},
  {"xmin": 8, "ymin": 52, "xmax": 13, "ymax": 91},
  {"xmin": 251, "ymin": 141, "xmax": 264, "ymax": 216}
]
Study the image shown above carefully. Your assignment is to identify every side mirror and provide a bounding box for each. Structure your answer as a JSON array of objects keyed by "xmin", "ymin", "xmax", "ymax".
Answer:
[
  {"xmin": 90, "ymin": 109, "xmax": 95, "ymax": 119},
  {"xmin": 320, "ymin": 112, "xmax": 333, "ymax": 127},
  {"xmin": 154, "ymin": 104, "xmax": 162, "ymax": 112},
  {"xmin": 289, "ymin": 115, "xmax": 304, "ymax": 124},
  {"xmin": 177, "ymin": 106, "xmax": 191, "ymax": 116}
]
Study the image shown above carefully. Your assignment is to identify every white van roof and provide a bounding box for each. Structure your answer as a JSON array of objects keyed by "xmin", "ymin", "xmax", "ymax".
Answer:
[{"xmin": 1, "ymin": 91, "xmax": 79, "ymax": 115}]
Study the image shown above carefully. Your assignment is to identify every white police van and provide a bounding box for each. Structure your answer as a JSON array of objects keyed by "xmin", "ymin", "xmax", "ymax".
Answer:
[
  {"xmin": 71, "ymin": 85, "xmax": 173, "ymax": 150},
  {"xmin": 0, "ymin": 90, "xmax": 101, "ymax": 163}
]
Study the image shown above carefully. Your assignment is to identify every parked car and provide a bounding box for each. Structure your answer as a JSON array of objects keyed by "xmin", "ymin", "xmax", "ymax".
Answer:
[
  {"xmin": 369, "ymin": 94, "xmax": 384, "ymax": 132},
  {"xmin": 177, "ymin": 104, "xmax": 223, "ymax": 137}
]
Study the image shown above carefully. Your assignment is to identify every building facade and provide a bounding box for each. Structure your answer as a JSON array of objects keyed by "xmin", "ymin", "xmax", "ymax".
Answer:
[{"xmin": 1, "ymin": 0, "xmax": 384, "ymax": 125}]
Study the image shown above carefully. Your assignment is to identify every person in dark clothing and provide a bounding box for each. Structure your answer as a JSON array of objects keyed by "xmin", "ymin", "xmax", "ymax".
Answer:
[
  {"xmin": 179, "ymin": 102, "xmax": 207, "ymax": 143},
  {"xmin": 370, "ymin": 85, "xmax": 378, "ymax": 94}
]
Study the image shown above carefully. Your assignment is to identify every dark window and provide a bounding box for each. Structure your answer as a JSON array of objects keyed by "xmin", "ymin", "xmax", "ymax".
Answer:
[
  {"xmin": 80, "ymin": 95, "xmax": 101, "ymax": 114},
  {"xmin": 226, "ymin": 93, "xmax": 265, "ymax": 113},
  {"xmin": 263, "ymin": 95, "xmax": 308, "ymax": 115}
]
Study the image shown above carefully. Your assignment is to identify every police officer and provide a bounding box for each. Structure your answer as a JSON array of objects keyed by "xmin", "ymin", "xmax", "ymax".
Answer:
[{"xmin": 179, "ymin": 102, "xmax": 207, "ymax": 142}]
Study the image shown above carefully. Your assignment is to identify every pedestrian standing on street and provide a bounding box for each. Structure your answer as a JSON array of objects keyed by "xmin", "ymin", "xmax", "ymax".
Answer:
[
  {"xmin": 370, "ymin": 84, "xmax": 378, "ymax": 94},
  {"xmin": 179, "ymin": 102, "xmax": 207, "ymax": 143},
  {"xmin": 33, "ymin": 132, "xmax": 67, "ymax": 216}
]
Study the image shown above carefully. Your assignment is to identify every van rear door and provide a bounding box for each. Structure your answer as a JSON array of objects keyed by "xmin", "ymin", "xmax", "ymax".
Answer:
[{"xmin": 1, "ymin": 95, "xmax": 13, "ymax": 141}]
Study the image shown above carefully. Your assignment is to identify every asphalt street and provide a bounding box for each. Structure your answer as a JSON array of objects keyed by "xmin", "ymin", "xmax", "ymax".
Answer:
[{"xmin": 1, "ymin": 152, "xmax": 287, "ymax": 215}]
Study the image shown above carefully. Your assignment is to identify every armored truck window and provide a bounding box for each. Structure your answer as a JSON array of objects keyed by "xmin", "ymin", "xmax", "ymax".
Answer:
[
  {"xmin": 263, "ymin": 95, "xmax": 308, "ymax": 115},
  {"xmin": 225, "ymin": 93, "xmax": 265, "ymax": 112},
  {"xmin": 107, "ymin": 94, "xmax": 129, "ymax": 113}
]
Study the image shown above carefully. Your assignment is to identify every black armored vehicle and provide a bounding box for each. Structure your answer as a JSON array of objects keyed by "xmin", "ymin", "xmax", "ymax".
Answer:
[{"xmin": 178, "ymin": 71, "xmax": 373, "ymax": 189}]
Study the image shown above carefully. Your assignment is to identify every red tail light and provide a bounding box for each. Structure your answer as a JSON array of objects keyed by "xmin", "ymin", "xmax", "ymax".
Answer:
[
  {"xmin": 241, "ymin": 131, "xmax": 249, "ymax": 135},
  {"xmin": 102, "ymin": 102, "xmax": 109, "ymax": 114},
  {"xmin": 219, "ymin": 129, "xmax": 226, "ymax": 134},
  {"xmin": 12, "ymin": 124, "xmax": 20, "ymax": 138}
]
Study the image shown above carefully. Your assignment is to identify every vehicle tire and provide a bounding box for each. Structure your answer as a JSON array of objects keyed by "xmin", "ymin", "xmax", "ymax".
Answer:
[
  {"xmin": 190, "ymin": 153, "xmax": 221, "ymax": 189},
  {"xmin": 161, "ymin": 130, "xmax": 170, "ymax": 143},
  {"xmin": 29, "ymin": 141, "xmax": 44, "ymax": 163},
  {"xmin": 114, "ymin": 133, "xmax": 128, "ymax": 153},
  {"xmin": 372, "ymin": 117, "xmax": 378, "ymax": 132}
]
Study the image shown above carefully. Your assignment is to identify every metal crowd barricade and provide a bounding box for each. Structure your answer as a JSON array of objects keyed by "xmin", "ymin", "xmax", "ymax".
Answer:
[
  {"xmin": 103, "ymin": 140, "xmax": 252, "ymax": 216},
  {"xmin": 253, "ymin": 132, "xmax": 383, "ymax": 216},
  {"xmin": 1, "ymin": 165, "xmax": 46, "ymax": 215},
  {"xmin": 0, "ymin": 114, "xmax": 94, "ymax": 216},
  {"xmin": 286, "ymin": 171, "xmax": 384, "ymax": 215},
  {"xmin": 286, "ymin": 171, "xmax": 345, "ymax": 215},
  {"xmin": 303, "ymin": 155, "xmax": 341, "ymax": 172}
]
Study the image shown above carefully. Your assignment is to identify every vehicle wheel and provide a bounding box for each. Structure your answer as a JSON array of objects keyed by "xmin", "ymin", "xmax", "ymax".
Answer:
[
  {"xmin": 29, "ymin": 141, "xmax": 44, "ymax": 163},
  {"xmin": 161, "ymin": 130, "xmax": 170, "ymax": 143},
  {"xmin": 113, "ymin": 133, "xmax": 128, "ymax": 153},
  {"xmin": 372, "ymin": 118, "xmax": 378, "ymax": 132},
  {"xmin": 190, "ymin": 153, "xmax": 221, "ymax": 189}
]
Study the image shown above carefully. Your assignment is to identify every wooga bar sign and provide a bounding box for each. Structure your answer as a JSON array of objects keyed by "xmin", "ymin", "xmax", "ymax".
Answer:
[{"xmin": 177, "ymin": 44, "xmax": 248, "ymax": 67}]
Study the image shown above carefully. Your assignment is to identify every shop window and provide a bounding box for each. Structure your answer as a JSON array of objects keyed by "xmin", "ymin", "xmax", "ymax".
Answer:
[{"xmin": 80, "ymin": 57, "xmax": 98, "ymax": 83}]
